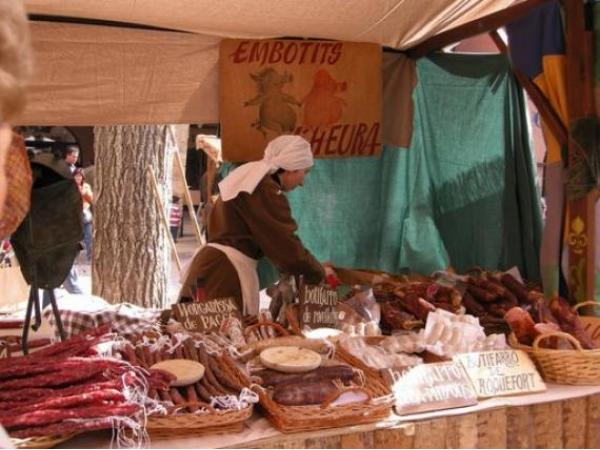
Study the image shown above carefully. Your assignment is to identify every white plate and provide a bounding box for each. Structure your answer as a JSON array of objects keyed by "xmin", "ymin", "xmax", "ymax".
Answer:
[{"xmin": 304, "ymin": 327, "xmax": 344, "ymax": 341}]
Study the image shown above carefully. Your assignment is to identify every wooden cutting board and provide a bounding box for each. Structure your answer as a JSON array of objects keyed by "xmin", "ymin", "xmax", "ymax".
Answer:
[
  {"xmin": 151, "ymin": 359, "xmax": 205, "ymax": 387},
  {"xmin": 260, "ymin": 346, "xmax": 322, "ymax": 373}
]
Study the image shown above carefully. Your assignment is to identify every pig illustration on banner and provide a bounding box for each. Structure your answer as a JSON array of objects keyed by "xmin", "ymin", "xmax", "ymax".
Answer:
[
  {"xmin": 244, "ymin": 67, "xmax": 301, "ymax": 137},
  {"xmin": 220, "ymin": 39, "xmax": 382, "ymax": 161},
  {"xmin": 302, "ymin": 69, "xmax": 347, "ymax": 128}
]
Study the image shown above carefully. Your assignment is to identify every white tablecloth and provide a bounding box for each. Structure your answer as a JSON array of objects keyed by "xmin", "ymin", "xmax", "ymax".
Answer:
[{"xmin": 57, "ymin": 384, "xmax": 600, "ymax": 449}]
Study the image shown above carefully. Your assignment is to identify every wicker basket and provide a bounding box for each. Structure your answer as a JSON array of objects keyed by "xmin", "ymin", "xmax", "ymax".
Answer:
[
  {"xmin": 147, "ymin": 405, "xmax": 253, "ymax": 439},
  {"xmin": 507, "ymin": 332, "xmax": 535, "ymax": 358},
  {"xmin": 244, "ymin": 321, "xmax": 290, "ymax": 341},
  {"xmin": 11, "ymin": 433, "xmax": 75, "ymax": 449},
  {"xmin": 508, "ymin": 301, "xmax": 600, "ymax": 385},
  {"xmin": 147, "ymin": 350, "xmax": 254, "ymax": 437},
  {"xmin": 254, "ymin": 351, "xmax": 393, "ymax": 433},
  {"xmin": 335, "ymin": 336, "xmax": 387, "ymax": 385},
  {"xmin": 531, "ymin": 331, "xmax": 600, "ymax": 385}
]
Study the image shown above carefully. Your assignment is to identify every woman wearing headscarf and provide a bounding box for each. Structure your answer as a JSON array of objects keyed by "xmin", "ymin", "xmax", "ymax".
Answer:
[{"xmin": 179, "ymin": 135, "xmax": 325, "ymax": 315}]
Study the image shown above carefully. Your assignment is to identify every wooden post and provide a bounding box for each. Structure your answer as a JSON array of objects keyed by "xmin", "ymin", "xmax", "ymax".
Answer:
[
  {"xmin": 174, "ymin": 149, "xmax": 205, "ymax": 246},
  {"xmin": 147, "ymin": 166, "xmax": 182, "ymax": 273},
  {"xmin": 565, "ymin": 0, "xmax": 597, "ymax": 303}
]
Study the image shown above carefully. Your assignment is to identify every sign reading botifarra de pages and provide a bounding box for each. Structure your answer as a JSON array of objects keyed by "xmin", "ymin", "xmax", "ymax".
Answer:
[
  {"xmin": 219, "ymin": 39, "xmax": 382, "ymax": 162},
  {"xmin": 456, "ymin": 350, "xmax": 546, "ymax": 398}
]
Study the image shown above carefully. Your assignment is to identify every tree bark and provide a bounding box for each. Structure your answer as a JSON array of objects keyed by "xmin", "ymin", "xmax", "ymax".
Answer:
[{"xmin": 92, "ymin": 125, "xmax": 175, "ymax": 308}]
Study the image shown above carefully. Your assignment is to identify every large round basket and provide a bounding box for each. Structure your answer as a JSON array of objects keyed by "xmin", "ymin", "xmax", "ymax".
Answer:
[
  {"xmin": 509, "ymin": 301, "xmax": 600, "ymax": 385},
  {"xmin": 531, "ymin": 331, "xmax": 600, "ymax": 385}
]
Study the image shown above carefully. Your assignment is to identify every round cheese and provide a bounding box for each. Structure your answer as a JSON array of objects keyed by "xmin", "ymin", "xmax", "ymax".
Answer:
[
  {"xmin": 260, "ymin": 346, "xmax": 322, "ymax": 373},
  {"xmin": 150, "ymin": 359, "xmax": 205, "ymax": 387}
]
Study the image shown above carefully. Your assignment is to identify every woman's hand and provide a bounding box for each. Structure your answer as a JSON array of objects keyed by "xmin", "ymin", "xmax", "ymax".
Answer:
[{"xmin": 322, "ymin": 261, "xmax": 341, "ymax": 289}]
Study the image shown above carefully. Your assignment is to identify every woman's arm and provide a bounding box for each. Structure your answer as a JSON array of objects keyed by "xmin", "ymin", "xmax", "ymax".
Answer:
[
  {"xmin": 81, "ymin": 184, "xmax": 93, "ymax": 204},
  {"xmin": 237, "ymin": 179, "xmax": 324, "ymax": 284}
]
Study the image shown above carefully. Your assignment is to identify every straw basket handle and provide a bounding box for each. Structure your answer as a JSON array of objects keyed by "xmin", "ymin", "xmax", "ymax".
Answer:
[
  {"xmin": 319, "ymin": 386, "xmax": 372, "ymax": 409},
  {"xmin": 572, "ymin": 301, "xmax": 600, "ymax": 313},
  {"xmin": 244, "ymin": 321, "xmax": 289, "ymax": 340},
  {"xmin": 532, "ymin": 331, "xmax": 584, "ymax": 352}
]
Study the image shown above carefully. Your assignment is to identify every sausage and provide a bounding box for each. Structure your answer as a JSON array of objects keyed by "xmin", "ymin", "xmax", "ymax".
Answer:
[
  {"xmin": 484, "ymin": 274, "xmax": 509, "ymax": 297},
  {"xmin": 486, "ymin": 302, "xmax": 509, "ymax": 318},
  {"xmin": 213, "ymin": 357, "xmax": 245, "ymax": 392},
  {"xmin": 207, "ymin": 356, "xmax": 236, "ymax": 394},
  {"xmin": 120, "ymin": 343, "xmax": 138, "ymax": 365},
  {"xmin": 175, "ymin": 345, "xmax": 199, "ymax": 412},
  {"xmin": 462, "ymin": 292, "xmax": 487, "ymax": 316},
  {"xmin": 467, "ymin": 284, "xmax": 497, "ymax": 303},
  {"xmin": 272, "ymin": 380, "xmax": 339, "ymax": 406},
  {"xmin": 183, "ymin": 339, "xmax": 199, "ymax": 362},
  {"xmin": 196, "ymin": 344, "xmax": 228, "ymax": 395},
  {"xmin": 152, "ymin": 348, "xmax": 174, "ymax": 404},
  {"xmin": 257, "ymin": 365, "xmax": 355, "ymax": 387},
  {"xmin": 500, "ymin": 273, "xmax": 530, "ymax": 304},
  {"xmin": 142, "ymin": 345, "xmax": 156, "ymax": 366},
  {"xmin": 194, "ymin": 382, "xmax": 213, "ymax": 403},
  {"xmin": 134, "ymin": 346, "xmax": 148, "ymax": 368}
]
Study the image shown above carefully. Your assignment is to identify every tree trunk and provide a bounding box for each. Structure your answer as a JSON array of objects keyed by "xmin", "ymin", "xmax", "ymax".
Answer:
[{"xmin": 92, "ymin": 125, "xmax": 175, "ymax": 308}]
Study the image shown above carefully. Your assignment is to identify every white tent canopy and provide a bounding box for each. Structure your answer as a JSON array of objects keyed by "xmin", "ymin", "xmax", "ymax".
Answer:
[
  {"xmin": 25, "ymin": 0, "xmax": 524, "ymax": 50},
  {"xmin": 21, "ymin": 0, "xmax": 525, "ymax": 125}
]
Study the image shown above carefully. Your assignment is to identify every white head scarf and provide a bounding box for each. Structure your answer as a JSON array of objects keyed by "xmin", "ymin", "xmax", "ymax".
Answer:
[{"xmin": 218, "ymin": 135, "xmax": 313, "ymax": 202}]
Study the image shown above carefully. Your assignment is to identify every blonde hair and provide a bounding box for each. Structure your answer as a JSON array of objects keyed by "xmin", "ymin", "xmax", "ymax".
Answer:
[{"xmin": 0, "ymin": 0, "xmax": 32, "ymax": 123}]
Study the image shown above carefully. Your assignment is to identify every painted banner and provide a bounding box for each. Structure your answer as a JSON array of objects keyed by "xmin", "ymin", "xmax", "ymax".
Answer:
[{"xmin": 219, "ymin": 39, "xmax": 382, "ymax": 161}]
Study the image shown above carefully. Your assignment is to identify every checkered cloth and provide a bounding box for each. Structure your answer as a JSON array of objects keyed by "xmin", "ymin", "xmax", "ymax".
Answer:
[{"xmin": 43, "ymin": 303, "xmax": 162, "ymax": 339}]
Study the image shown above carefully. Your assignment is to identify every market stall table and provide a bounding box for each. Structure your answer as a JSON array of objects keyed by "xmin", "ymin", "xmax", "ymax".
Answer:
[{"xmin": 56, "ymin": 384, "xmax": 600, "ymax": 449}]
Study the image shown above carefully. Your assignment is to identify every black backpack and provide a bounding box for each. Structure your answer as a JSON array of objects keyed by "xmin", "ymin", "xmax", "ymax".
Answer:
[{"xmin": 11, "ymin": 153, "xmax": 83, "ymax": 289}]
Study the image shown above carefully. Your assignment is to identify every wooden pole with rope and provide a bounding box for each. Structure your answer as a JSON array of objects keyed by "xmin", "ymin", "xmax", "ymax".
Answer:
[
  {"xmin": 146, "ymin": 166, "xmax": 182, "ymax": 273},
  {"xmin": 174, "ymin": 150, "xmax": 205, "ymax": 246}
]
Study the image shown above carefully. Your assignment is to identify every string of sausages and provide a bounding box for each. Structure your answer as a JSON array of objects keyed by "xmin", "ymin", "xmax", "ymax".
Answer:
[
  {"xmin": 118, "ymin": 334, "xmax": 249, "ymax": 414},
  {"xmin": 0, "ymin": 326, "xmax": 148, "ymax": 439}
]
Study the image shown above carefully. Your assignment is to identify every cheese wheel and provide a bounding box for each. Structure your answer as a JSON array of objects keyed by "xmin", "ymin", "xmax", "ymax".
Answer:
[
  {"xmin": 150, "ymin": 359, "xmax": 205, "ymax": 387},
  {"xmin": 260, "ymin": 346, "xmax": 322, "ymax": 373}
]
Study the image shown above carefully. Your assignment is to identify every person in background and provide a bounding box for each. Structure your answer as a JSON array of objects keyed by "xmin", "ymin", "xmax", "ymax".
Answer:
[
  {"xmin": 179, "ymin": 135, "xmax": 328, "ymax": 314},
  {"xmin": 169, "ymin": 195, "xmax": 183, "ymax": 243},
  {"xmin": 63, "ymin": 146, "xmax": 79, "ymax": 173},
  {"xmin": 73, "ymin": 168, "xmax": 93, "ymax": 262}
]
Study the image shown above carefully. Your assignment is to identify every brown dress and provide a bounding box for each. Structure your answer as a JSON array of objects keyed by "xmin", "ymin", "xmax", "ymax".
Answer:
[{"xmin": 179, "ymin": 174, "xmax": 324, "ymax": 308}]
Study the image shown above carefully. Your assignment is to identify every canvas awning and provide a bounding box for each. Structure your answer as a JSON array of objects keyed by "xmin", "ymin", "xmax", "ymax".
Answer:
[{"xmin": 20, "ymin": 0, "xmax": 527, "ymax": 125}]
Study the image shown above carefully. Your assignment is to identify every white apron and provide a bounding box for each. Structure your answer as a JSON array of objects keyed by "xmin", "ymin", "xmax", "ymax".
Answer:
[{"xmin": 207, "ymin": 243, "xmax": 259, "ymax": 315}]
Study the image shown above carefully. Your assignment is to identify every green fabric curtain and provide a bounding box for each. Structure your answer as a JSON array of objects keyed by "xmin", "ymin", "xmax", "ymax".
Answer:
[{"xmin": 257, "ymin": 53, "xmax": 542, "ymax": 287}]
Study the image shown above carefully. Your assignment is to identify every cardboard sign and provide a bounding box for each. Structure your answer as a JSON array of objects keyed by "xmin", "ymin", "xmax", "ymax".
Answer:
[
  {"xmin": 172, "ymin": 297, "xmax": 242, "ymax": 333},
  {"xmin": 300, "ymin": 284, "xmax": 338, "ymax": 329},
  {"xmin": 456, "ymin": 350, "xmax": 546, "ymax": 398},
  {"xmin": 219, "ymin": 39, "xmax": 382, "ymax": 161},
  {"xmin": 391, "ymin": 362, "xmax": 477, "ymax": 415}
]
